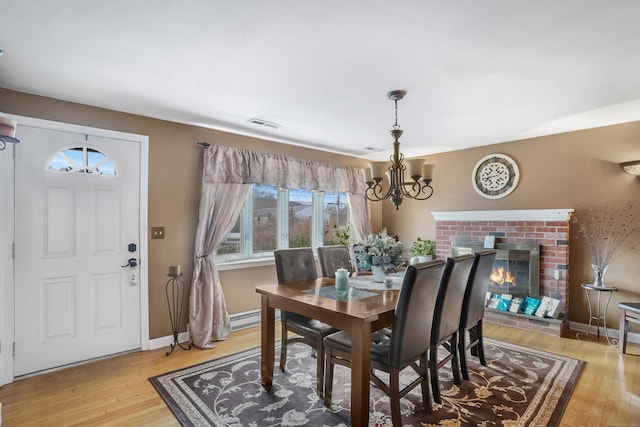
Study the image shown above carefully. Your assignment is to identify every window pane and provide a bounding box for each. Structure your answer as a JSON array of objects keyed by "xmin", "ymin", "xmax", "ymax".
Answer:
[
  {"xmin": 87, "ymin": 149, "xmax": 117, "ymax": 175},
  {"xmin": 253, "ymin": 185, "xmax": 277, "ymax": 252},
  {"xmin": 323, "ymin": 192, "xmax": 350, "ymax": 245},
  {"xmin": 217, "ymin": 215, "xmax": 241, "ymax": 257},
  {"xmin": 48, "ymin": 146, "xmax": 116, "ymax": 175},
  {"xmin": 64, "ymin": 147, "xmax": 84, "ymax": 166},
  {"xmin": 289, "ymin": 189, "xmax": 312, "ymax": 248},
  {"xmin": 48, "ymin": 152, "xmax": 74, "ymax": 172}
]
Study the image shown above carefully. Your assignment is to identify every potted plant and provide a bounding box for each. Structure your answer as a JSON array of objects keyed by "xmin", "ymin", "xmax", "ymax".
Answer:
[{"xmin": 410, "ymin": 237, "xmax": 434, "ymax": 263}]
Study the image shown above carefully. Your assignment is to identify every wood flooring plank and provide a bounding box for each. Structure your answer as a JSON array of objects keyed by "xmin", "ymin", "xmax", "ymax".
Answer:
[{"xmin": 0, "ymin": 324, "xmax": 639, "ymax": 426}]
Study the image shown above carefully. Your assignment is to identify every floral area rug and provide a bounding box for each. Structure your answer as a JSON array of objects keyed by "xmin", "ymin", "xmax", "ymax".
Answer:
[{"xmin": 150, "ymin": 338, "xmax": 583, "ymax": 426}]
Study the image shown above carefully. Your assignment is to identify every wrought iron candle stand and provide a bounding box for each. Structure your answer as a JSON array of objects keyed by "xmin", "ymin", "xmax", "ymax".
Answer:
[{"xmin": 165, "ymin": 272, "xmax": 192, "ymax": 356}]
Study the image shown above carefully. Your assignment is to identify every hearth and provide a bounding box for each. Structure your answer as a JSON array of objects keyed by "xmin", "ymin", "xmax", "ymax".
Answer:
[{"xmin": 451, "ymin": 242, "xmax": 540, "ymax": 298}]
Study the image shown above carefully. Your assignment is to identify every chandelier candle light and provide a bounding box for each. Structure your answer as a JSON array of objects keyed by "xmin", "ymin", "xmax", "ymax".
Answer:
[
  {"xmin": 0, "ymin": 115, "xmax": 21, "ymax": 151},
  {"xmin": 364, "ymin": 90, "xmax": 434, "ymax": 210}
]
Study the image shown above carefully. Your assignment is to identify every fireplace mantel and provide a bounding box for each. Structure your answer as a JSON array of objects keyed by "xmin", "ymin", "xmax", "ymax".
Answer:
[{"xmin": 432, "ymin": 209, "xmax": 574, "ymax": 222}]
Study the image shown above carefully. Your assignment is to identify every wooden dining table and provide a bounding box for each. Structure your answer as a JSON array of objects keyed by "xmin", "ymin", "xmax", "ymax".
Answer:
[{"xmin": 256, "ymin": 277, "xmax": 399, "ymax": 427}]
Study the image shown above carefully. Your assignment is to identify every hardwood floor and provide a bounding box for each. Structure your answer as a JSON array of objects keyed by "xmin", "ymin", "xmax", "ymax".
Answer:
[{"xmin": 0, "ymin": 323, "xmax": 638, "ymax": 426}]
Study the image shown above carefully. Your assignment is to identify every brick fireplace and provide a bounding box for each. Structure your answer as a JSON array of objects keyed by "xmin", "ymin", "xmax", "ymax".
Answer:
[{"xmin": 432, "ymin": 209, "xmax": 573, "ymax": 336}]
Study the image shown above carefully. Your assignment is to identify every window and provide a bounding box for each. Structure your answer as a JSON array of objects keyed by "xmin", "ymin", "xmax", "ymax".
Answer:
[
  {"xmin": 216, "ymin": 184, "xmax": 350, "ymax": 262},
  {"xmin": 48, "ymin": 146, "xmax": 117, "ymax": 175},
  {"xmin": 288, "ymin": 189, "xmax": 312, "ymax": 248},
  {"xmin": 253, "ymin": 186, "xmax": 277, "ymax": 253},
  {"xmin": 322, "ymin": 192, "xmax": 350, "ymax": 245}
]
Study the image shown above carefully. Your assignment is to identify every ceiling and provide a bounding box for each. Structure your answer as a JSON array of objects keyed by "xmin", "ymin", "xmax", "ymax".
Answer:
[{"xmin": 2, "ymin": 1, "xmax": 640, "ymax": 161}]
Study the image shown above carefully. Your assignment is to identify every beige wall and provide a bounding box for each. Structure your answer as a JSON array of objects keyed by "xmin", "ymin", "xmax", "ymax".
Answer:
[
  {"xmin": 2, "ymin": 87, "xmax": 639, "ymax": 337},
  {"xmin": 0, "ymin": 88, "xmax": 371, "ymax": 339},
  {"xmin": 383, "ymin": 124, "xmax": 640, "ymax": 327}
]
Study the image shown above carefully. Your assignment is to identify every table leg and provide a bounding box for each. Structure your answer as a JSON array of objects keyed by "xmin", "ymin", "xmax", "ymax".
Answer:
[
  {"xmin": 584, "ymin": 288, "xmax": 594, "ymax": 336},
  {"xmin": 350, "ymin": 320, "xmax": 372, "ymax": 427},
  {"xmin": 260, "ymin": 296, "xmax": 275, "ymax": 391},
  {"xmin": 601, "ymin": 291, "xmax": 618, "ymax": 347},
  {"xmin": 595, "ymin": 291, "xmax": 602, "ymax": 339}
]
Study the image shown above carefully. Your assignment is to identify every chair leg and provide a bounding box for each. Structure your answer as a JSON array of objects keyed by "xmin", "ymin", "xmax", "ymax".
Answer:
[
  {"xmin": 476, "ymin": 321, "xmax": 486, "ymax": 366},
  {"xmin": 429, "ymin": 344, "xmax": 441, "ymax": 404},
  {"xmin": 279, "ymin": 322, "xmax": 288, "ymax": 372},
  {"xmin": 323, "ymin": 346, "xmax": 335, "ymax": 407},
  {"xmin": 389, "ymin": 367, "xmax": 402, "ymax": 427},
  {"xmin": 458, "ymin": 328, "xmax": 470, "ymax": 381},
  {"xmin": 469, "ymin": 325, "xmax": 479, "ymax": 357},
  {"xmin": 316, "ymin": 339, "xmax": 324, "ymax": 397},
  {"xmin": 450, "ymin": 332, "xmax": 461, "ymax": 385},
  {"xmin": 420, "ymin": 353, "xmax": 432, "ymax": 413},
  {"xmin": 619, "ymin": 309, "xmax": 628, "ymax": 354}
]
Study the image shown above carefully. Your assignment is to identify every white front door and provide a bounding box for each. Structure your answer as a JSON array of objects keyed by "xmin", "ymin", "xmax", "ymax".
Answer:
[{"xmin": 14, "ymin": 125, "xmax": 143, "ymax": 376}]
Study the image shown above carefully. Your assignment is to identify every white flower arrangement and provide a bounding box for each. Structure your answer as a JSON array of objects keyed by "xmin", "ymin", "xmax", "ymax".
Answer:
[{"xmin": 353, "ymin": 228, "xmax": 404, "ymax": 271}]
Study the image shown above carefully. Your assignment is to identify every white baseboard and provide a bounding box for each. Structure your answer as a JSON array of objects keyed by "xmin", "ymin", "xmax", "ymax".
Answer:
[
  {"xmin": 149, "ymin": 331, "xmax": 192, "ymax": 351},
  {"xmin": 568, "ymin": 321, "xmax": 640, "ymax": 345},
  {"xmin": 149, "ymin": 309, "xmax": 280, "ymax": 351}
]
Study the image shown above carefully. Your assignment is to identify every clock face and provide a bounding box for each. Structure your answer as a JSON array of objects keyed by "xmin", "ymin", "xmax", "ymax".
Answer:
[{"xmin": 472, "ymin": 154, "xmax": 519, "ymax": 199}]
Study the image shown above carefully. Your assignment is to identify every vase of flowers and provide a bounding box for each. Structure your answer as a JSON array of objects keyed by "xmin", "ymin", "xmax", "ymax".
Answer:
[
  {"xmin": 572, "ymin": 202, "xmax": 639, "ymax": 287},
  {"xmin": 353, "ymin": 228, "xmax": 404, "ymax": 274}
]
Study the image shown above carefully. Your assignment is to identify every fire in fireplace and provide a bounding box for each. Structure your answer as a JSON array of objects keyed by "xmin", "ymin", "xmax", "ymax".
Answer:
[
  {"xmin": 490, "ymin": 265, "xmax": 517, "ymax": 287},
  {"xmin": 451, "ymin": 242, "xmax": 540, "ymax": 298}
]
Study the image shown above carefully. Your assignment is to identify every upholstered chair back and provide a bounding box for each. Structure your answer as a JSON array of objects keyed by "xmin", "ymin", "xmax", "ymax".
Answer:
[
  {"xmin": 461, "ymin": 250, "xmax": 497, "ymax": 329},
  {"xmin": 274, "ymin": 247, "xmax": 318, "ymax": 284},
  {"xmin": 317, "ymin": 245, "xmax": 353, "ymax": 278},
  {"xmin": 388, "ymin": 259, "xmax": 446, "ymax": 368}
]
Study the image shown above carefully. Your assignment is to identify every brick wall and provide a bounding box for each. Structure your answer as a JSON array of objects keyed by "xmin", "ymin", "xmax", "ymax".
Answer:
[{"xmin": 432, "ymin": 210, "xmax": 573, "ymax": 336}]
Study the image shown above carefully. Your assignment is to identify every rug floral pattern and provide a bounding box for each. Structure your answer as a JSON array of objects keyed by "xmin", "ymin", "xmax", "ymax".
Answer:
[{"xmin": 150, "ymin": 338, "xmax": 583, "ymax": 427}]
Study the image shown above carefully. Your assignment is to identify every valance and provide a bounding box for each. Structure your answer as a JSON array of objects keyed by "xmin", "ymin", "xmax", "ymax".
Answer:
[{"xmin": 202, "ymin": 144, "xmax": 367, "ymax": 195}]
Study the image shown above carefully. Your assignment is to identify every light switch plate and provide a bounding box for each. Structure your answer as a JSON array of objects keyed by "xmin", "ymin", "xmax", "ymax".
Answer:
[{"xmin": 151, "ymin": 227, "xmax": 165, "ymax": 239}]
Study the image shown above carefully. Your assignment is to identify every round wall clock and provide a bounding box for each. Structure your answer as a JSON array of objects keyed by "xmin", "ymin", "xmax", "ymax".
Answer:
[{"xmin": 472, "ymin": 153, "xmax": 520, "ymax": 199}]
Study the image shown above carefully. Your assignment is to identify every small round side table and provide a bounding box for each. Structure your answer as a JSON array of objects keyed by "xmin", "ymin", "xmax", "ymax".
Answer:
[{"xmin": 577, "ymin": 283, "xmax": 618, "ymax": 346}]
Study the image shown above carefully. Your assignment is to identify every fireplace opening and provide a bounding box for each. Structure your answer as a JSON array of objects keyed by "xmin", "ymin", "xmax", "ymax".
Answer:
[{"xmin": 451, "ymin": 242, "xmax": 540, "ymax": 299}]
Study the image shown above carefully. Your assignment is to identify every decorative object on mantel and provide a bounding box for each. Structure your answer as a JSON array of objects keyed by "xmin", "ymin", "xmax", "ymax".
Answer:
[
  {"xmin": 353, "ymin": 228, "xmax": 404, "ymax": 272},
  {"xmin": 364, "ymin": 90, "xmax": 434, "ymax": 210},
  {"xmin": 572, "ymin": 202, "xmax": 639, "ymax": 287},
  {"xmin": 620, "ymin": 160, "xmax": 640, "ymax": 177},
  {"xmin": 410, "ymin": 237, "xmax": 434, "ymax": 264},
  {"xmin": 0, "ymin": 115, "xmax": 21, "ymax": 151},
  {"xmin": 472, "ymin": 153, "xmax": 520, "ymax": 199}
]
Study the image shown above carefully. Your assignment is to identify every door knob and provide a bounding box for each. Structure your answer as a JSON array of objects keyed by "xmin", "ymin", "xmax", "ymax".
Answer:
[{"xmin": 122, "ymin": 258, "xmax": 138, "ymax": 269}]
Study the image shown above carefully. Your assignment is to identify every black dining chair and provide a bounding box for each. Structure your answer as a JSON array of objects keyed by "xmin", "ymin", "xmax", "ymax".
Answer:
[
  {"xmin": 429, "ymin": 254, "xmax": 476, "ymax": 405},
  {"xmin": 273, "ymin": 247, "xmax": 338, "ymax": 397},
  {"xmin": 323, "ymin": 260, "xmax": 447, "ymax": 426},
  {"xmin": 458, "ymin": 250, "xmax": 497, "ymax": 380},
  {"xmin": 317, "ymin": 245, "xmax": 353, "ymax": 278}
]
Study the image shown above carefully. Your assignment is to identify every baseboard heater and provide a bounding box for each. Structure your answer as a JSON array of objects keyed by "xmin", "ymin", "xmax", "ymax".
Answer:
[{"xmin": 230, "ymin": 309, "xmax": 280, "ymax": 331}]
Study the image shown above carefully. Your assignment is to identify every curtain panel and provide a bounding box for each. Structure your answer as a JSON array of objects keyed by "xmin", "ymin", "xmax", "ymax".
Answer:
[
  {"xmin": 202, "ymin": 144, "xmax": 367, "ymax": 194},
  {"xmin": 190, "ymin": 182, "xmax": 250, "ymax": 348}
]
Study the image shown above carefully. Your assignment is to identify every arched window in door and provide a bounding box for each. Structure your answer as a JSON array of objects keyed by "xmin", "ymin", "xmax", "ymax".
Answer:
[{"xmin": 47, "ymin": 146, "xmax": 117, "ymax": 175}]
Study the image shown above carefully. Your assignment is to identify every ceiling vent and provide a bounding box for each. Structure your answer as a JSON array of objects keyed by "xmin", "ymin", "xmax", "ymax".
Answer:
[
  {"xmin": 364, "ymin": 146, "xmax": 385, "ymax": 152},
  {"xmin": 248, "ymin": 118, "xmax": 280, "ymax": 130}
]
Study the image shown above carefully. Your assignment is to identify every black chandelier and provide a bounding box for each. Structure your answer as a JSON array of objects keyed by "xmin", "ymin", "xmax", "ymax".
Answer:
[{"xmin": 364, "ymin": 90, "xmax": 434, "ymax": 210}]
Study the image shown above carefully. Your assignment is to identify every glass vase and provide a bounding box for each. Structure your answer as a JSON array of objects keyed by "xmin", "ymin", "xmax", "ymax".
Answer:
[
  {"xmin": 591, "ymin": 263, "xmax": 608, "ymax": 287},
  {"xmin": 371, "ymin": 265, "xmax": 387, "ymax": 283}
]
